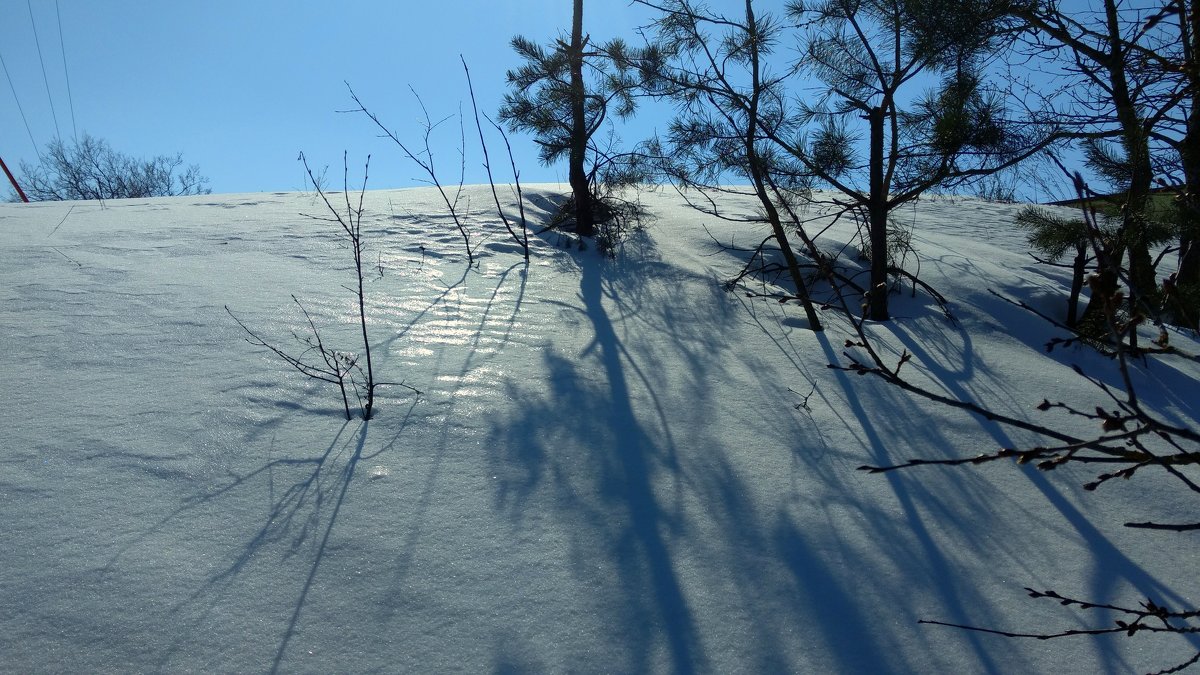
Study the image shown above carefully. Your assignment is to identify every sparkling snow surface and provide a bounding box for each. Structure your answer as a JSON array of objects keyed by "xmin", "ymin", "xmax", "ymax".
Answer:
[{"xmin": 1, "ymin": 186, "xmax": 1197, "ymax": 673}]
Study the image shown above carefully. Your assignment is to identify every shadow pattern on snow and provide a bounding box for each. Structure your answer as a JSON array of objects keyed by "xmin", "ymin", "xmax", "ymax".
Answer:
[{"xmin": 484, "ymin": 236, "xmax": 948, "ymax": 673}]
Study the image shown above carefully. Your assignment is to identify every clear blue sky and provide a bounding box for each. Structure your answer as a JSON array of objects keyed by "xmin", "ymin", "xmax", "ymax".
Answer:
[
  {"xmin": 1, "ymin": 1, "xmax": 664, "ymax": 195},
  {"xmin": 4, "ymin": 1, "xmax": 1093, "ymax": 202}
]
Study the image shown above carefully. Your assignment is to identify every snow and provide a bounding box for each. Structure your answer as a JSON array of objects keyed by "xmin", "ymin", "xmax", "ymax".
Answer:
[{"xmin": 1, "ymin": 185, "xmax": 1197, "ymax": 673}]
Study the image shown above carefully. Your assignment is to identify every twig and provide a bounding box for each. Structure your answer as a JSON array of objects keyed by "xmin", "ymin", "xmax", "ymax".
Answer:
[
  {"xmin": 462, "ymin": 56, "xmax": 529, "ymax": 261},
  {"xmin": 343, "ymin": 82, "xmax": 475, "ymax": 264}
]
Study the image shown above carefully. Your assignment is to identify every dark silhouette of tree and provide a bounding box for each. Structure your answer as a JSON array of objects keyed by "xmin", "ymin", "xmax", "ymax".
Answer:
[
  {"xmin": 1176, "ymin": 0, "xmax": 1200, "ymax": 318},
  {"xmin": 498, "ymin": 0, "xmax": 645, "ymax": 238},
  {"xmin": 1016, "ymin": 205, "xmax": 1096, "ymax": 328},
  {"xmin": 16, "ymin": 133, "xmax": 209, "ymax": 201},
  {"xmin": 630, "ymin": 0, "xmax": 826, "ymax": 330},
  {"xmin": 632, "ymin": 0, "xmax": 1048, "ymax": 323},
  {"xmin": 776, "ymin": 0, "xmax": 1044, "ymax": 321},
  {"xmin": 1014, "ymin": 0, "xmax": 1197, "ymax": 331}
]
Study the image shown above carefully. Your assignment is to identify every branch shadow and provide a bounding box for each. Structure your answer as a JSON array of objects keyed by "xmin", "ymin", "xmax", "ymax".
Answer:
[
  {"xmin": 575, "ymin": 251, "xmax": 706, "ymax": 674},
  {"xmin": 825, "ymin": 303, "xmax": 1200, "ymax": 673},
  {"xmin": 813, "ymin": 330, "xmax": 1018, "ymax": 674},
  {"xmin": 134, "ymin": 406, "xmax": 416, "ymax": 673},
  {"xmin": 483, "ymin": 237, "xmax": 957, "ymax": 672},
  {"xmin": 725, "ymin": 264, "xmax": 1156, "ymax": 671},
  {"xmin": 486, "ymin": 245, "xmax": 714, "ymax": 672}
]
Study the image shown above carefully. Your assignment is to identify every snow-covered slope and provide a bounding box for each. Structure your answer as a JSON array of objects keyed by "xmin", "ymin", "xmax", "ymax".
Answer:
[{"xmin": 1, "ymin": 186, "xmax": 1196, "ymax": 673}]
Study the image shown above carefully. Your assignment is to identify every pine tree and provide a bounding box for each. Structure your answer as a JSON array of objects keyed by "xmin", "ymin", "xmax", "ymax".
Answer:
[
  {"xmin": 1016, "ymin": 206, "xmax": 1098, "ymax": 328},
  {"xmin": 632, "ymin": 0, "xmax": 826, "ymax": 330},
  {"xmin": 1015, "ymin": 0, "xmax": 1197, "ymax": 330},
  {"xmin": 498, "ymin": 0, "xmax": 643, "ymax": 238},
  {"xmin": 779, "ymin": 0, "xmax": 1034, "ymax": 321}
]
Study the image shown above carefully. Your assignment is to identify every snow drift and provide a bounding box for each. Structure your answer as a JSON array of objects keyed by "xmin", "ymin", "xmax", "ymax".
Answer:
[{"xmin": 1, "ymin": 185, "xmax": 1197, "ymax": 673}]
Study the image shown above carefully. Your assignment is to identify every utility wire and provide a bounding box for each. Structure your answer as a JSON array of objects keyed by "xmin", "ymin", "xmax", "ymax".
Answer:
[
  {"xmin": 56, "ymin": 0, "xmax": 77, "ymax": 142},
  {"xmin": 28, "ymin": 0, "xmax": 62, "ymax": 142},
  {"xmin": 0, "ymin": 50, "xmax": 43, "ymax": 162}
]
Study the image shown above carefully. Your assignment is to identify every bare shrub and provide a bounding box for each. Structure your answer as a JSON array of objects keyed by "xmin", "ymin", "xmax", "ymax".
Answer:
[{"xmin": 227, "ymin": 153, "xmax": 418, "ymax": 420}]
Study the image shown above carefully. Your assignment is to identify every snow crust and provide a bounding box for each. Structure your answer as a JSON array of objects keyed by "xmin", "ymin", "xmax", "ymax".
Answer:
[{"xmin": 1, "ymin": 185, "xmax": 1197, "ymax": 673}]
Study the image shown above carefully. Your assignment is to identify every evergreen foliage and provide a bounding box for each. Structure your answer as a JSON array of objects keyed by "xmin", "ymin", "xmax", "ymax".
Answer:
[
  {"xmin": 1017, "ymin": 206, "xmax": 1092, "ymax": 263},
  {"xmin": 781, "ymin": 0, "xmax": 1041, "ymax": 320},
  {"xmin": 498, "ymin": 1, "xmax": 649, "ymax": 238},
  {"xmin": 630, "ymin": 0, "xmax": 826, "ymax": 330},
  {"xmin": 499, "ymin": 36, "xmax": 639, "ymax": 167}
]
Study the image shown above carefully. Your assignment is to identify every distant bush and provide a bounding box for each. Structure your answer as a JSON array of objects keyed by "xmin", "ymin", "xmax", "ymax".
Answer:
[{"xmin": 14, "ymin": 133, "xmax": 210, "ymax": 201}]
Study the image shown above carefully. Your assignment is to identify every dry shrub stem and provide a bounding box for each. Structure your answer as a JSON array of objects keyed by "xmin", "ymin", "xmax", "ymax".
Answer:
[
  {"xmin": 462, "ymin": 56, "xmax": 530, "ymax": 261},
  {"xmin": 228, "ymin": 153, "xmax": 419, "ymax": 420},
  {"xmin": 343, "ymin": 83, "xmax": 475, "ymax": 265}
]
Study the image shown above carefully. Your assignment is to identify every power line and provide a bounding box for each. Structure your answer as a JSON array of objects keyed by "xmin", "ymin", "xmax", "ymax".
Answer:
[
  {"xmin": 0, "ymin": 50, "xmax": 43, "ymax": 162},
  {"xmin": 28, "ymin": 0, "xmax": 62, "ymax": 142},
  {"xmin": 56, "ymin": 0, "xmax": 77, "ymax": 142}
]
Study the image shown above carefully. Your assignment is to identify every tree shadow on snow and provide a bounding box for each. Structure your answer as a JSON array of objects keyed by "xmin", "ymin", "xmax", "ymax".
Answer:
[
  {"xmin": 484, "ymin": 240, "xmax": 948, "ymax": 672},
  {"xmin": 815, "ymin": 300, "xmax": 1200, "ymax": 673},
  {"xmin": 710, "ymin": 259, "xmax": 1190, "ymax": 672}
]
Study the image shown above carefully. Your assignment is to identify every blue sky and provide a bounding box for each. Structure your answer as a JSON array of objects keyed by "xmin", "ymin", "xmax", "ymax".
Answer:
[
  {"xmin": 3, "ymin": 1, "xmax": 1095, "ymax": 202},
  {"xmin": 1, "ymin": 1, "xmax": 664, "ymax": 194}
]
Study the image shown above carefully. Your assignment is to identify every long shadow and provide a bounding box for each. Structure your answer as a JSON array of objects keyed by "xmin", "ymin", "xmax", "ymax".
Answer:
[
  {"xmin": 576, "ymin": 252, "xmax": 708, "ymax": 674},
  {"xmin": 885, "ymin": 315, "xmax": 1200, "ymax": 593},
  {"xmin": 722, "ymin": 300, "xmax": 971, "ymax": 673},
  {"xmin": 378, "ymin": 265, "xmax": 470, "ymax": 350},
  {"xmin": 489, "ymin": 234, "xmax": 985, "ymax": 672},
  {"xmin": 375, "ymin": 256, "xmax": 531, "ymax": 624},
  {"xmin": 813, "ymin": 331, "xmax": 1013, "ymax": 674},
  {"xmin": 911, "ymin": 327, "xmax": 1196, "ymax": 625},
  {"xmin": 269, "ymin": 422, "xmax": 369, "ymax": 673},
  {"xmin": 483, "ymin": 241, "xmax": 714, "ymax": 671},
  {"xmin": 143, "ymin": 416, "xmax": 396, "ymax": 673},
  {"xmin": 951, "ymin": 276, "xmax": 1200, "ymax": 424},
  {"xmin": 104, "ymin": 418, "xmax": 355, "ymax": 580},
  {"xmin": 857, "ymin": 314, "xmax": 1200, "ymax": 673}
]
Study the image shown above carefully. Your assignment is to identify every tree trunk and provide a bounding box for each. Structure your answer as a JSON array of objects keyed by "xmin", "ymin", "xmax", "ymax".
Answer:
[
  {"xmin": 1179, "ymin": 87, "xmax": 1200, "ymax": 290},
  {"xmin": 1173, "ymin": 0, "xmax": 1200, "ymax": 327},
  {"xmin": 1078, "ymin": 0, "xmax": 1157, "ymax": 337},
  {"xmin": 744, "ymin": 0, "xmax": 822, "ymax": 330},
  {"xmin": 1122, "ymin": 120, "xmax": 1157, "ymax": 337},
  {"xmin": 1067, "ymin": 242, "xmax": 1088, "ymax": 328},
  {"xmin": 867, "ymin": 105, "xmax": 890, "ymax": 321},
  {"xmin": 756, "ymin": 177, "xmax": 824, "ymax": 331},
  {"xmin": 569, "ymin": 0, "xmax": 594, "ymax": 237}
]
